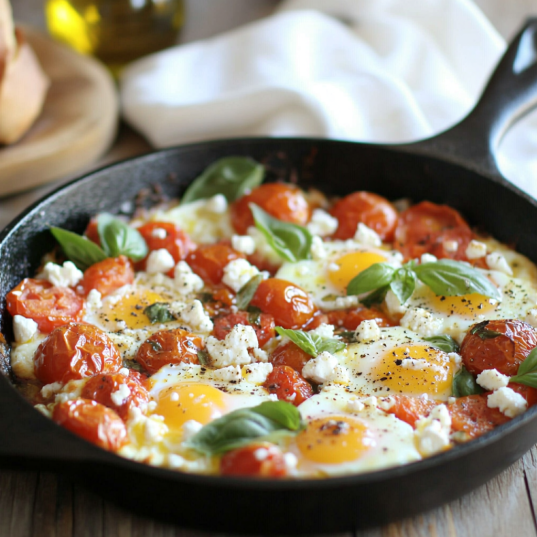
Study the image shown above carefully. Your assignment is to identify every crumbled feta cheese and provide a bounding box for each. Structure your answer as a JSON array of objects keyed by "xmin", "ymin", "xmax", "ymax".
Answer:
[
  {"xmin": 378, "ymin": 396, "xmax": 395, "ymax": 411},
  {"xmin": 443, "ymin": 240, "xmax": 459, "ymax": 253},
  {"xmin": 182, "ymin": 420, "xmax": 203, "ymax": 441},
  {"xmin": 400, "ymin": 358, "xmax": 432, "ymax": 371},
  {"xmin": 448, "ymin": 352, "xmax": 462, "ymax": 365},
  {"xmin": 354, "ymin": 223, "xmax": 381, "ymax": 247},
  {"xmin": 40, "ymin": 382, "xmax": 63, "ymax": 399},
  {"xmin": 253, "ymin": 447, "xmax": 269, "ymax": 461},
  {"xmin": 13, "ymin": 315, "xmax": 38, "ymax": 343},
  {"xmin": 151, "ymin": 227, "xmax": 168, "ymax": 239},
  {"xmin": 415, "ymin": 404, "xmax": 451, "ymax": 456},
  {"xmin": 487, "ymin": 387, "xmax": 527, "ymax": 418},
  {"xmin": 180, "ymin": 300, "xmax": 213, "ymax": 333},
  {"xmin": 310, "ymin": 235, "xmax": 327, "ymax": 260},
  {"xmin": 476, "ymin": 369, "xmax": 510, "ymax": 391},
  {"xmin": 222, "ymin": 258, "xmax": 260, "ymax": 292},
  {"xmin": 231, "ymin": 234, "xmax": 256, "ymax": 255},
  {"xmin": 205, "ymin": 194, "xmax": 228, "ymax": 214},
  {"xmin": 86, "ymin": 289, "xmax": 103, "ymax": 309},
  {"xmin": 526, "ymin": 309, "xmax": 537, "ymax": 328},
  {"xmin": 347, "ymin": 397, "xmax": 365, "ymax": 412},
  {"xmin": 212, "ymin": 365, "xmax": 242, "ymax": 382},
  {"xmin": 420, "ymin": 253, "xmax": 437, "ymax": 264},
  {"xmin": 41, "ymin": 261, "xmax": 83, "ymax": 288},
  {"xmin": 486, "ymin": 252, "xmax": 513, "ymax": 275},
  {"xmin": 242, "ymin": 362, "xmax": 273, "ymax": 384},
  {"xmin": 111, "ymin": 383, "xmax": 131, "ymax": 406},
  {"xmin": 354, "ymin": 320, "xmax": 381, "ymax": 342},
  {"xmin": 400, "ymin": 308, "xmax": 443, "ymax": 337},
  {"xmin": 385, "ymin": 289, "xmax": 407, "ymax": 315},
  {"xmin": 206, "ymin": 324, "xmax": 258, "ymax": 367},
  {"xmin": 302, "ymin": 352, "xmax": 348, "ymax": 384},
  {"xmin": 146, "ymin": 249, "xmax": 175, "ymax": 274},
  {"xmin": 11, "ymin": 335, "xmax": 45, "ymax": 380},
  {"xmin": 118, "ymin": 367, "xmax": 130, "ymax": 377},
  {"xmin": 34, "ymin": 404, "xmax": 52, "ymax": 418},
  {"xmin": 308, "ymin": 323, "xmax": 336, "ymax": 339},
  {"xmin": 174, "ymin": 261, "xmax": 204, "ymax": 294},
  {"xmin": 147, "ymin": 401, "xmax": 157, "ymax": 412},
  {"xmin": 144, "ymin": 416, "xmax": 169, "ymax": 443},
  {"xmin": 466, "ymin": 240, "xmax": 487, "ymax": 259},
  {"xmin": 333, "ymin": 295, "xmax": 360, "ymax": 310},
  {"xmin": 283, "ymin": 452, "xmax": 298, "ymax": 473},
  {"xmin": 448, "ymin": 397, "xmax": 457, "ymax": 404},
  {"xmin": 253, "ymin": 348, "xmax": 269, "ymax": 362},
  {"xmin": 306, "ymin": 209, "xmax": 338, "ymax": 237}
]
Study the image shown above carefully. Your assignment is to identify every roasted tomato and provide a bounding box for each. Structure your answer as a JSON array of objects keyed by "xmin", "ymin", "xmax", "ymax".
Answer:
[
  {"xmin": 394, "ymin": 201, "xmax": 474, "ymax": 261},
  {"xmin": 84, "ymin": 217, "xmax": 101, "ymax": 246},
  {"xmin": 263, "ymin": 365, "xmax": 313, "ymax": 406},
  {"xmin": 213, "ymin": 312, "xmax": 275, "ymax": 347},
  {"xmin": 321, "ymin": 306, "xmax": 394, "ymax": 330},
  {"xmin": 80, "ymin": 256, "xmax": 134, "ymax": 297},
  {"xmin": 509, "ymin": 383, "xmax": 537, "ymax": 408},
  {"xmin": 186, "ymin": 244, "xmax": 244, "ymax": 285},
  {"xmin": 386, "ymin": 395, "xmax": 438, "ymax": 428},
  {"xmin": 220, "ymin": 443, "xmax": 288, "ymax": 477},
  {"xmin": 81, "ymin": 371, "xmax": 150, "ymax": 420},
  {"xmin": 250, "ymin": 278, "xmax": 316, "ymax": 329},
  {"xmin": 270, "ymin": 342, "xmax": 311, "ymax": 373},
  {"xmin": 53, "ymin": 398, "xmax": 127, "ymax": 451},
  {"xmin": 135, "ymin": 328, "xmax": 203, "ymax": 374},
  {"xmin": 460, "ymin": 319, "xmax": 537, "ymax": 376},
  {"xmin": 230, "ymin": 183, "xmax": 311, "ymax": 235},
  {"xmin": 6, "ymin": 278, "xmax": 84, "ymax": 333},
  {"xmin": 448, "ymin": 394, "xmax": 510, "ymax": 439},
  {"xmin": 330, "ymin": 191, "xmax": 398, "ymax": 241},
  {"xmin": 34, "ymin": 323, "xmax": 122, "ymax": 384}
]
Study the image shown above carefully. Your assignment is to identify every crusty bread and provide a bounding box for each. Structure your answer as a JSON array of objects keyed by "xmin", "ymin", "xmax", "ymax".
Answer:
[{"xmin": 0, "ymin": 0, "xmax": 49, "ymax": 145}]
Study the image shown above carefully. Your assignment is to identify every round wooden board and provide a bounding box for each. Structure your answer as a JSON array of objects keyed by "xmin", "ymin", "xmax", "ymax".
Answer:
[{"xmin": 0, "ymin": 27, "xmax": 118, "ymax": 197}]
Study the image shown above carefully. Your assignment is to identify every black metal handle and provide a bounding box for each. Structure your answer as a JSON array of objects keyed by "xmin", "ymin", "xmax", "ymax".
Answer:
[{"xmin": 402, "ymin": 18, "xmax": 537, "ymax": 180}]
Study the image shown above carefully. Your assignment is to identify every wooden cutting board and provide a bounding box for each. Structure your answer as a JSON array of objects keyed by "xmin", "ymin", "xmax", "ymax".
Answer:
[{"xmin": 0, "ymin": 27, "xmax": 118, "ymax": 197}]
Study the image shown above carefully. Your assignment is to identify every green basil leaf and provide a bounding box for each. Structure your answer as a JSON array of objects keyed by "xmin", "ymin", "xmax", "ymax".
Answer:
[
  {"xmin": 97, "ymin": 213, "xmax": 148, "ymax": 262},
  {"xmin": 316, "ymin": 337, "xmax": 346, "ymax": 355},
  {"xmin": 390, "ymin": 268, "xmax": 416, "ymax": 305},
  {"xmin": 181, "ymin": 157, "xmax": 265, "ymax": 204},
  {"xmin": 143, "ymin": 302, "xmax": 177, "ymax": 324},
  {"xmin": 250, "ymin": 203, "xmax": 312, "ymax": 262},
  {"xmin": 186, "ymin": 401, "xmax": 303, "ymax": 455},
  {"xmin": 360, "ymin": 285, "xmax": 390, "ymax": 308},
  {"xmin": 50, "ymin": 227, "xmax": 107, "ymax": 271},
  {"xmin": 511, "ymin": 372, "xmax": 537, "ymax": 389},
  {"xmin": 470, "ymin": 321, "xmax": 503, "ymax": 340},
  {"xmin": 452, "ymin": 366, "xmax": 483, "ymax": 397},
  {"xmin": 275, "ymin": 327, "xmax": 345, "ymax": 357},
  {"xmin": 423, "ymin": 335, "xmax": 460, "ymax": 354},
  {"xmin": 512, "ymin": 347, "xmax": 537, "ymax": 379},
  {"xmin": 413, "ymin": 259, "xmax": 500, "ymax": 300},
  {"xmin": 236, "ymin": 274, "xmax": 264, "ymax": 310},
  {"xmin": 346, "ymin": 263, "xmax": 396, "ymax": 297},
  {"xmin": 197, "ymin": 349, "xmax": 209, "ymax": 366}
]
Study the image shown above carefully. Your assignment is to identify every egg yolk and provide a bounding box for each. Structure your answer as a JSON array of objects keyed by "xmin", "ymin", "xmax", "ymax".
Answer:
[
  {"xmin": 103, "ymin": 289, "xmax": 165, "ymax": 329},
  {"xmin": 425, "ymin": 289, "xmax": 498, "ymax": 318},
  {"xmin": 296, "ymin": 415, "xmax": 375, "ymax": 464},
  {"xmin": 371, "ymin": 344, "xmax": 454, "ymax": 397},
  {"xmin": 328, "ymin": 252, "xmax": 387, "ymax": 290},
  {"xmin": 153, "ymin": 383, "xmax": 229, "ymax": 432}
]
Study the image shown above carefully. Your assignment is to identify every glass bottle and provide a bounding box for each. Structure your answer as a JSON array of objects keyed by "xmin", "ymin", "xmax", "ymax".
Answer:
[{"xmin": 45, "ymin": 0, "xmax": 185, "ymax": 75}]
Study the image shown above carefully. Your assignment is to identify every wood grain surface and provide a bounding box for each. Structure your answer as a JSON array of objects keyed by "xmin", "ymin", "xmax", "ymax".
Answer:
[{"xmin": 2, "ymin": 1, "xmax": 537, "ymax": 536}]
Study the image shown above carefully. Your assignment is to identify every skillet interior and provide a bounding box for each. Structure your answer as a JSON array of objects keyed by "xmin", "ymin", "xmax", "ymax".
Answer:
[{"xmin": 2, "ymin": 138, "xmax": 537, "ymax": 534}]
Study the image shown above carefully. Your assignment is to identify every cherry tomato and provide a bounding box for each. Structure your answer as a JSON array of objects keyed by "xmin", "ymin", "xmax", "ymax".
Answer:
[
  {"xmin": 53, "ymin": 398, "xmax": 127, "ymax": 451},
  {"xmin": 213, "ymin": 312, "xmax": 275, "ymax": 347},
  {"xmin": 263, "ymin": 365, "xmax": 313, "ymax": 406},
  {"xmin": 230, "ymin": 183, "xmax": 311, "ymax": 235},
  {"xmin": 136, "ymin": 222, "xmax": 196, "ymax": 272},
  {"xmin": 250, "ymin": 278, "xmax": 316, "ymax": 329},
  {"xmin": 460, "ymin": 319, "xmax": 537, "ymax": 377},
  {"xmin": 330, "ymin": 191, "xmax": 398, "ymax": 241},
  {"xmin": 220, "ymin": 442, "xmax": 288, "ymax": 477},
  {"xmin": 81, "ymin": 371, "xmax": 150, "ymax": 420},
  {"xmin": 35, "ymin": 323, "xmax": 122, "ymax": 384},
  {"xmin": 84, "ymin": 217, "xmax": 101, "ymax": 246},
  {"xmin": 135, "ymin": 328, "xmax": 203, "ymax": 374},
  {"xmin": 394, "ymin": 201, "xmax": 474, "ymax": 260},
  {"xmin": 186, "ymin": 244, "xmax": 244, "ymax": 285},
  {"xmin": 247, "ymin": 250, "xmax": 281, "ymax": 276},
  {"xmin": 319, "ymin": 306, "xmax": 394, "ymax": 330},
  {"xmin": 386, "ymin": 395, "xmax": 438, "ymax": 428},
  {"xmin": 6, "ymin": 278, "xmax": 84, "ymax": 333},
  {"xmin": 80, "ymin": 255, "xmax": 134, "ymax": 297},
  {"xmin": 448, "ymin": 394, "xmax": 510, "ymax": 439},
  {"xmin": 509, "ymin": 383, "xmax": 537, "ymax": 408},
  {"xmin": 270, "ymin": 342, "xmax": 311, "ymax": 373}
]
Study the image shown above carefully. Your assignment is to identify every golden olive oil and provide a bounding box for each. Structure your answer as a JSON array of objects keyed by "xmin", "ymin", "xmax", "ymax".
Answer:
[{"xmin": 45, "ymin": 0, "xmax": 185, "ymax": 74}]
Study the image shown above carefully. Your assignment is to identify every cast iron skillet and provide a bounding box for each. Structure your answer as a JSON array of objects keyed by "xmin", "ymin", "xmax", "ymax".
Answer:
[{"xmin": 1, "ymin": 19, "xmax": 537, "ymax": 535}]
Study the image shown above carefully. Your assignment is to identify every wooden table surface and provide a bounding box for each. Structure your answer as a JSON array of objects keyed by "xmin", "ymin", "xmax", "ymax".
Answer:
[{"xmin": 2, "ymin": 1, "xmax": 537, "ymax": 536}]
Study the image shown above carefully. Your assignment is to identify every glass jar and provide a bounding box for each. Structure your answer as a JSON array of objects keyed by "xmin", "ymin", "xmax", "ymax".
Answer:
[{"xmin": 45, "ymin": 0, "xmax": 185, "ymax": 75}]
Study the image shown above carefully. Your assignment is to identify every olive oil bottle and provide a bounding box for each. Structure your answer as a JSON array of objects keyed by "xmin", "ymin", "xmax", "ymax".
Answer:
[{"xmin": 45, "ymin": 0, "xmax": 185, "ymax": 75}]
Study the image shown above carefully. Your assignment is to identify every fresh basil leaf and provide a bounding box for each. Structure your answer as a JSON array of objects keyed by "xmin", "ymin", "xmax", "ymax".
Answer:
[
  {"xmin": 470, "ymin": 321, "xmax": 502, "ymax": 340},
  {"xmin": 275, "ymin": 327, "xmax": 345, "ymax": 357},
  {"xmin": 452, "ymin": 366, "xmax": 483, "ymax": 397},
  {"xmin": 97, "ymin": 213, "xmax": 148, "ymax": 262},
  {"xmin": 511, "ymin": 372, "xmax": 537, "ymax": 389},
  {"xmin": 423, "ymin": 335, "xmax": 460, "ymax": 354},
  {"xmin": 346, "ymin": 263, "xmax": 396, "ymax": 297},
  {"xmin": 250, "ymin": 203, "xmax": 312, "ymax": 262},
  {"xmin": 236, "ymin": 274, "xmax": 264, "ymax": 310},
  {"xmin": 510, "ymin": 347, "xmax": 537, "ymax": 387},
  {"xmin": 50, "ymin": 227, "xmax": 107, "ymax": 271},
  {"xmin": 413, "ymin": 260, "xmax": 500, "ymax": 300},
  {"xmin": 390, "ymin": 268, "xmax": 416, "ymax": 304},
  {"xmin": 186, "ymin": 401, "xmax": 303, "ymax": 455},
  {"xmin": 360, "ymin": 285, "xmax": 390, "ymax": 308},
  {"xmin": 317, "ymin": 337, "xmax": 346, "ymax": 355},
  {"xmin": 197, "ymin": 349, "xmax": 209, "ymax": 366},
  {"xmin": 144, "ymin": 302, "xmax": 177, "ymax": 324},
  {"xmin": 181, "ymin": 157, "xmax": 265, "ymax": 204}
]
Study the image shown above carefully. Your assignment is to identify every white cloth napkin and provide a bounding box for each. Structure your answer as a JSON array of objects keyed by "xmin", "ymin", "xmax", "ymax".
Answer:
[{"xmin": 120, "ymin": 0, "xmax": 537, "ymax": 198}]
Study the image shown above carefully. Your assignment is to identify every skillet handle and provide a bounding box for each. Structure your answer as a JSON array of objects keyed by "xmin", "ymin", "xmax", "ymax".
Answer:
[{"xmin": 405, "ymin": 18, "xmax": 537, "ymax": 180}]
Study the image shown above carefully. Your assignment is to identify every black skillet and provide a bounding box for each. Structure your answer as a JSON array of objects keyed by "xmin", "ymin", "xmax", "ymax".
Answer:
[{"xmin": 1, "ymin": 19, "xmax": 537, "ymax": 536}]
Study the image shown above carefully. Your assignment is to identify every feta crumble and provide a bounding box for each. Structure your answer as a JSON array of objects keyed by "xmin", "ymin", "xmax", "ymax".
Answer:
[
  {"xmin": 487, "ymin": 387, "xmax": 527, "ymax": 418},
  {"xmin": 420, "ymin": 253, "xmax": 437, "ymax": 264},
  {"xmin": 212, "ymin": 365, "xmax": 242, "ymax": 382},
  {"xmin": 354, "ymin": 223, "xmax": 381, "ymax": 247},
  {"xmin": 86, "ymin": 289, "xmax": 103, "ymax": 309},
  {"xmin": 174, "ymin": 261, "xmax": 204, "ymax": 294},
  {"xmin": 242, "ymin": 362, "xmax": 273, "ymax": 384},
  {"xmin": 486, "ymin": 252, "xmax": 513, "ymax": 276},
  {"xmin": 354, "ymin": 320, "xmax": 381, "ymax": 342},
  {"xmin": 415, "ymin": 404, "xmax": 451, "ymax": 456},
  {"xmin": 466, "ymin": 240, "xmax": 487, "ymax": 260},
  {"xmin": 310, "ymin": 235, "xmax": 327, "ymax": 260},
  {"xmin": 206, "ymin": 324, "xmax": 258, "ymax": 367},
  {"xmin": 151, "ymin": 227, "xmax": 168, "ymax": 239},
  {"xmin": 222, "ymin": 258, "xmax": 260, "ymax": 292},
  {"xmin": 13, "ymin": 315, "xmax": 38, "ymax": 343},
  {"xmin": 40, "ymin": 261, "xmax": 83, "ymax": 288},
  {"xmin": 182, "ymin": 420, "xmax": 203, "ymax": 441},
  {"xmin": 205, "ymin": 194, "xmax": 228, "ymax": 214},
  {"xmin": 180, "ymin": 300, "xmax": 213, "ymax": 333},
  {"xmin": 476, "ymin": 369, "xmax": 510, "ymax": 391},
  {"xmin": 306, "ymin": 209, "xmax": 338, "ymax": 237},
  {"xmin": 146, "ymin": 248, "xmax": 175, "ymax": 274},
  {"xmin": 308, "ymin": 323, "xmax": 336, "ymax": 339},
  {"xmin": 302, "ymin": 352, "xmax": 348, "ymax": 384},
  {"xmin": 110, "ymin": 383, "xmax": 131, "ymax": 406},
  {"xmin": 400, "ymin": 308, "xmax": 443, "ymax": 337},
  {"xmin": 231, "ymin": 234, "xmax": 256, "ymax": 255},
  {"xmin": 385, "ymin": 289, "xmax": 407, "ymax": 315}
]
